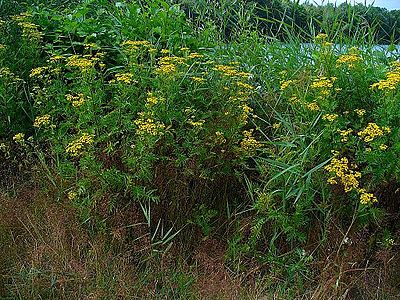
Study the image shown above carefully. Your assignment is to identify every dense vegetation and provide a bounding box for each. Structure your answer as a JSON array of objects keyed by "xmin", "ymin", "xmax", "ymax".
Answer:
[
  {"xmin": 1, "ymin": 0, "xmax": 400, "ymax": 299},
  {"xmin": 181, "ymin": 0, "xmax": 400, "ymax": 43}
]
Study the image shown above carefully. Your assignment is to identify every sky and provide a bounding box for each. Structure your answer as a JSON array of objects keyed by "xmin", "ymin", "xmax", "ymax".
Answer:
[{"xmin": 298, "ymin": 0, "xmax": 400, "ymax": 10}]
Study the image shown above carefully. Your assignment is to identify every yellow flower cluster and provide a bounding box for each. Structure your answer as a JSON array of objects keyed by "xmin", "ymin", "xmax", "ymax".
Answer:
[
  {"xmin": 13, "ymin": 13, "xmax": 42, "ymax": 42},
  {"xmin": 272, "ymin": 123, "xmax": 281, "ymax": 129},
  {"xmin": 66, "ymin": 93, "xmax": 86, "ymax": 108},
  {"xmin": 379, "ymin": 144, "xmax": 388, "ymax": 151},
  {"xmin": 325, "ymin": 156, "xmax": 378, "ymax": 204},
  {"xmin": 66, "ymin": 53, "xmax": 104, "ymax": 72},
  {"xmin": 0, "ymin": 44, "xmax": 6, "ymax": 51},
  {"xmin": 188, "ymin": 119, "xmax": 205, "ymax": 127},
  {"xmin": 239, "ymin": 103, "xmax": 253, "ymax": 124},
  {"xmin": 66, "ymin": 55, "xmax": 94, "ymax": 71},
  {"xmin": 145, "ymin": 93, "xmax": 164, "ymax": 106},
  {"xmin": 311, "ymin": 76, "xmax": 336, "ymax": 90},
  {"xmin": 66, "ymin": 133, "xmax": 94, "ymax": 157},
  {"xmin": 67, "ymin": 191, "xmax": 77, "ymax": 201},
  {"xmin": 13, "ymin": 133, "xmax": 25, "ymax": 145},
  {"xmin": 18, "ymin": 22, "xmax": 42, "ymax": 42},
  {"xmin": 336, "ymin": 54, "xmax": 362, "ymax": 68},
  {"xmin": 322, "ymin": 42, "xmax": 333, "ymax": 47},
  {"xmin": 322, "ymin": 114, "xmax": 338, "ymax": 121},
  {"xmin": 357, "ymin": 123, "xmax": 390, "ymax": 142},
  {"xmin": 371, "ymin": 62, "xmax": 400, "ymax": 90},
  {"xmin": 354, "ymin": 108, "xmax": 366, "ymax": 116},
  {"xmin": 307, "ymin": 102, "xmax": 320, "ymax": 111},
  {"xmin": 84, "ymin": 43, "xmax": 99, "ymax": 50},
  {"xmin": 33, "ymin": 114, "xmax": 50, "ymax": 128},
  {"xmin": 237, "ymin": 81, "xmax": 254, "ymax": 90},
  {"xmin": 134, "ymin": 112, "xmax": 165, "ymax": 136},
  {"xmin": 0, "ymin": 67, "xmax": 22, "ymax": 82},
  {"xmin": 240, "ymin": 130, "xmax": 262, "ymax": 155},
  {"xmin": 325, "ymin": 157, "xmax": 361, "ymax": 192},
  {"xmin": 338, "ymin": 128, "xmax": 353, "ymax": 142},
  {"xmin": 121, "ymin": 40, "xmax": 151, "ymax": 52},
  {"xmin": 358, "ymin": 189, "xmax": 378, "ymax": 205},
  {"xmin": 156, "ymin": 56, "xmax": 186, "ymax": 75},
  {"xmin": 109, "ymin": 73, "xmax": 137, "ymax": 84},
  {"xmin": 30, "ymin": 66, "xmax": 48, "ymax": 79},
  {"xmin": 191, "ymin": 76, "xmax": 206, "ymax": 83},
  {"xmin": 315, "ymin": 34, "xmax": 333, "ymax": 49},
  {"xmin": 11, "ymin": 12, "xmax": 32, "ymax": 22},
  {"xmin": 49, "ymin": 55, "xmax": 64, "ymax": 62},
  {"xmin": 187, "ymin": 52, "xmax": 204, "ymax": 59},
  {"xmin": 213, "ymin": 64, "xmax": 250, "ymax": 78},
  {"xmin": 280, "ymin": 79, "xmax": 295, "ymax": 90},
  {"xmin": 315, "ymin": 33, "xmax": 328, "ymax": 41}
]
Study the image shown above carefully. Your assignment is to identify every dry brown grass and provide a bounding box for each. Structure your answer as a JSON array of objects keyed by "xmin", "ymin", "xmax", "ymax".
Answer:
[{"xmin": 1, "ymin": 183, "xmax": 400, "ymax": 299}]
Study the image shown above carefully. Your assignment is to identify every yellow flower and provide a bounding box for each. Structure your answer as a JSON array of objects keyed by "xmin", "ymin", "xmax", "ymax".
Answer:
[
  {"xmin": 121, "ymin": 40, "xmax": 151, "ymax": 53},
  {"xmin": 311, "ymin": 76, "xmax": 336, "ymax": 89},
  {"xmin": 49, "ymin": 55, "xmax": 64, "ymax": 62},
  {"xmin": 322, "ymin": 41, "xmax": 333, "ymax": 47},
  {"xmin": 0, "ymin": 67, "xmax": 22, "ymax": 82},
  {"xmin": 338, "ymin": 128, "xmax": 353, "ymax": 142},
  {"xmin": 239, "ymin": 103, "xmax": 253, "ymax": 124},
  {"xmin": 109, "ymin": 72, "xmax": 137, "ymax": 84},
  {"xmin": 379, "ymin": 144, "xmax": 388, "ymax": 151},
  {"xmin": 66, "ymin": 55, "xmax": 98, "ymax": 72},
  {"xmin": 188, "ymin": 119, "xmax": 205, "ymax": 127},
  {"xmin": 67, "ymin": 191, "xmax": 77, "ymax": 201},
  {"xmin": 327, "ymin": 177, "xmax": 337, "ymax": 185},
  {"xmin": 191, "ymin": 76, "xmax": 206, "ymax": 83},
  {"xmin": 187, "ymin": 52, "xmax": 204, "ymax": 59},
  {"xmin": 336, "ymin": 53, "xmax": 362, "ymax": 68},
  {"xmin": 354, "ymin": 109, "xmax": 366, "ymax": 116},
  {"xmin": 66, "ymin": 133, "xmax": 95, "ymax": 157},
  {"xmin": 16, "ymin": 21, "xmax": 42, "ymax": 42},
  {"xmin": 280, "ymin": 79, "xmax": 294, "ymax": 90},
  {"xmin": 240, "ymin": 129, "xmax": 262, "ymax": 155},
  {"xmin": 237, "ymin": 81, "xmax": 254, "ymax": 90},
  {"xmin": 30, "ymin": 66, "xmax": 48, "ymax": 78},
  {"xmin": 307, "ymin": 102, "xmax": 320, "ymax": 111},
  {"xmin": 13, "ymin": 133, "xmax": 25, "ymax": 145},
  {"xmin": 84, "ymin": 43, "xmax": 98, "ymax": 50},
  {"xmin": 213, "ymin": 64, "xmax": 250, "ymax": 78},
  {"xmin": 315, "ymin": 33, "xmax": 328, "ymax": 41},
  {"xmin": 134, "ymin": 112, "xmax": 165, "ymax": 136},
  {"xmin": 145, "ymin": 93, "xmax": 164, "ymax": 106},
  {"xmin": 324, "ymin": 156, "xmax": 361, "ymax": 192},
  {"xmin": 155, "ymin": 56, "xmax": 186, "ymax": 75},
  {"xmin": 33, "ymin": 114, "xmax": 51, "ymax": 128},
  {"xmin": 358, "ymin": 123, "xmax": 386, "ymax": 142},
  {"xmin": 358, "ymin": 189, "xmax": 378, "ymax": 205},
  {"xmin": 370, "ymin": 62, "xmax": 400, "ymax": 90},
  {"xmin": 66, "ymin": 93, "xmax": 87, "ymax": 108},
  {"xmin": 272, "ymin": 123, "xmax": 281, "ymax": 129},
  {"xmin": 322, "ymin": 114, "xmax": 338, "ymax": 122},
  {"xmin": 289, "ymin": 95, "xmax": 300, "ymax": 104}
]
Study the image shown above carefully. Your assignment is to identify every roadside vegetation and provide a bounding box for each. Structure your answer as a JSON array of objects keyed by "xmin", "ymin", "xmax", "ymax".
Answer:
[{"xmin": 1, "ymin": 0, "xmax": 400, "ymax": 299}]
